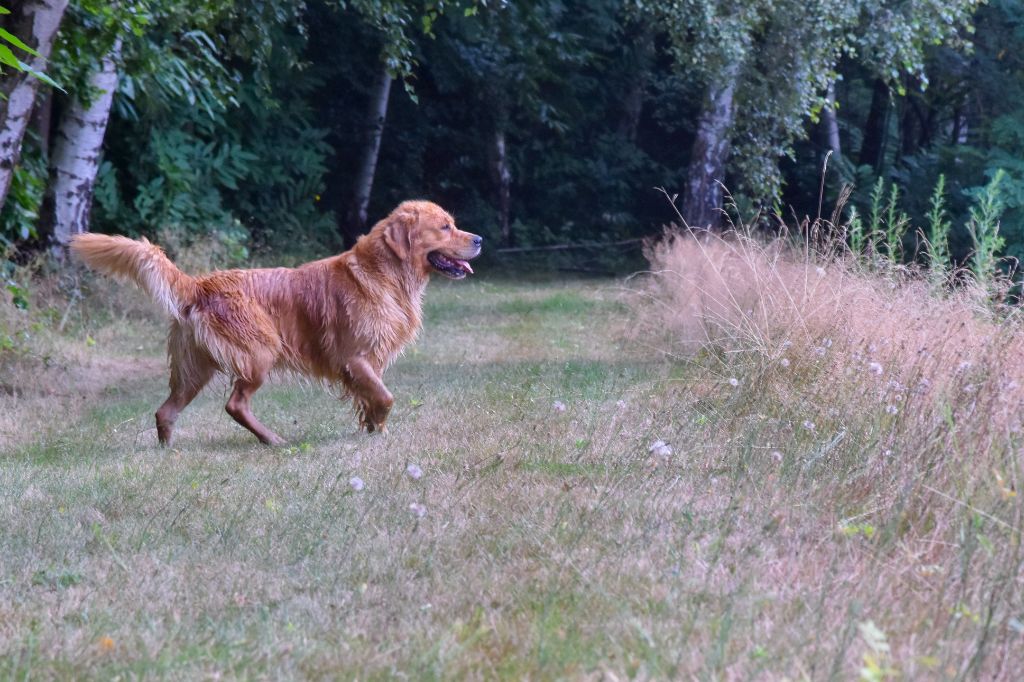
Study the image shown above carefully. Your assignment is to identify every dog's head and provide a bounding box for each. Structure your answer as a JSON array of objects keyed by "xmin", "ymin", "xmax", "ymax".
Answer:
[{"xmin": 378, "ymin": 200, "xmax": 482, "ymax": 280}]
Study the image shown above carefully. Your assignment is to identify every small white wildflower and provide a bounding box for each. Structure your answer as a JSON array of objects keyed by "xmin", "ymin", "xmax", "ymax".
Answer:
[
  {"xmin": 552, "ymin": 400, "xmax": 567, "ymax": 413},
  {"xmin": 779, "ymin": 358, "xmax": 791, "ymax": 368},
  {"xmin": 868, "ymin": 343, "xmax": 878, "ymax": 354},
  {"xmin": 963, "ymin": 384, "xmax": 976, "ymax": 394},
  {"xmin": 616, "ymin": 400, "xmax": 627, "ymax": 409},
  {"xmin": 885, "ymin": 405, "xmax": 899, "ymax": 415},
  {"xmin": 882, "ymin": 449, "xmax": 893, "ymax": 458},
  {"xmin": 408, "ymin": 502, "xmax": 427, "ymax": 518},
  {"xmin": 771, "ymin": 450, "xmax": 783, "ymax": 463},
  {"xmin": 728, "ymin": 377, "xmax": 740, "ymax": 387},
  {"xmin": 868, "ymin": 362, "xmax": 883, "ymax": 376},
  {"xmin": 814, "ymin": 346, "xmax": 827, "ymax": 357},
  {"xmin": 815, "ymin": 266, "xmax": 826, "ymax": 277},
  {"xmin": 349, "ymin": 476, "xmax": 365, "ymax": 492},
  {"xmin": 802, "ymin": 420, "xmax": 816, "ymax": 431},
  {"xmin": 823, "ymin": 338, "xmax": 833, "ymax": 348},
  {"xmin": 893, "ymin": 393, "xmax": 904, "ymax": 403},
  {"xmin": 958, "ymin": 361, "xmax": 972, "ymax": 372},
  {"xmin": 648, "ymin": 440, "xmax": 673, "ymax": 457},
  {"xmin": 406, "ymin": 463, "xmax": 423, "ymax": 480},
  {"xmin": 782, "ymin": 340, "xmax": 793, "ymax": 349}
]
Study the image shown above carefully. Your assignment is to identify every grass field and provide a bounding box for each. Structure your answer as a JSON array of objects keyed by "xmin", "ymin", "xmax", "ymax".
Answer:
[{"xmin": 1, "ymin": 268, "xmax": 1021, "ymax": 679}]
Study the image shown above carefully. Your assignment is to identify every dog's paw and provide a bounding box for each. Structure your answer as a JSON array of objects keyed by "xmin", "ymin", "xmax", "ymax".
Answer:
[{"xmin": 358, "ymin": 420, "xmax": 387, "ymax": 434}]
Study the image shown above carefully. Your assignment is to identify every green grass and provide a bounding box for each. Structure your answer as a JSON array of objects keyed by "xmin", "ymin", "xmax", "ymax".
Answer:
[{"xmin": 1, "ymin": 273, "xmax": 1020, "ymax": 679}]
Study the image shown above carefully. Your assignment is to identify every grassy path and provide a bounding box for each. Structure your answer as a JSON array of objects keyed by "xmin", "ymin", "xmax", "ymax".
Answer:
[
  {"xmin": 2, "ymin": 277, "xmax": 687, "ymax": 679},
  {"xmin": 4, "ymin": 275, "xmax": 1016, "ymax": 679}
]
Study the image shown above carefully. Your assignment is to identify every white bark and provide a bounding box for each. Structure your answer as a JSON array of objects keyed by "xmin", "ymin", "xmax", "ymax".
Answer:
[
  {"xmin": 489, "ymin": 129, "xmax": 512, "ymax": 246},
  {"xmin": 46, "ymin": 38, "xmax": 122, "ymax": 246},
  {"xmin": 683, "ymin": 60, "xmax": 740, "ymax": 229},
  {"xmin": 0, "ymin": 0, "xmax": 68, "ymax": 211}
]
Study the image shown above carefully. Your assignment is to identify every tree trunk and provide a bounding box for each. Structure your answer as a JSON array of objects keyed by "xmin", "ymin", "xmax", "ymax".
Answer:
[
  {"xmin": 489, "ymin": 128, "xmax": 512, "ymax": 247},
  {"xmin": 682, "ymin": 60, "xmax": 740, "ymax": 229},
  {"xmin": 823, "ymin": 81, "xmax": 841, "ymax": 157},
  {"xmin": 31, "ymin": 87, "xmax": 54, "ymax": 158},
  {"xmin": 899, "ymin": 97, "xmax": 917, "ymax": 157},
  {"xmin": 343, "ymin": 66, "xmax": 392, "ymax": 245},
  {"xmin": 617, "ymin": 81, "xmax": 644, "ymax": 143},
  {"xmin": 951, "ymin": 108, "xmax": 969, "ymax": 145},
  {"xmin": 859, "ymin": 78, "xmax": 890, "ymax": 170},
  {"xmin": 0, "ymin": 0, "xmax": 69, "ymax": 212},
  {"xmin": 40, "ymin": 38, "xmax": 122, "ymax": 249}
]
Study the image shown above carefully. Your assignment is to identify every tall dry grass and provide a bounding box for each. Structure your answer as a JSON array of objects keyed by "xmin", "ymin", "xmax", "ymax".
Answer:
[{"xmin": 643, "ymin": 225, "xmax": 1024, "ymax": 677}]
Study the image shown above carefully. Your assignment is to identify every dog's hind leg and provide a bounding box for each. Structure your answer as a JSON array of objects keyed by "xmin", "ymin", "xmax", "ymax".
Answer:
[
  {"xmin": 225, "ymin": 374, "xmax": 286, "ymax": 446},
  {"xmin": 156, "ymin": 329, "xmax": 216, "ymax": 446}
]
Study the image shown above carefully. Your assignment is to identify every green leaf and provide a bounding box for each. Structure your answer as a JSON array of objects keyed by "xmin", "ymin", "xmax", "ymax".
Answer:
[
  {"xmin": 18, "ymin": 59, "xmax": 63, "ymax": 91},
  {"xmin": 0, "ymin": 27, "xmax": 40, "ymax": 57},
  {"xmin": 0, "ymin": 7, "xmax": 10, "ymax": 15},
  {"xmin": 0, "ymin": 44, "xmax": 25, "ymax": 71}
]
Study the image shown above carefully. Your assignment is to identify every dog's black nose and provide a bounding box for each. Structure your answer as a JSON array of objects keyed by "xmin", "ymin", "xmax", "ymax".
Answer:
[{"xmin": 472, "ymin": 235, "xmax": 483, "ymax": 247}]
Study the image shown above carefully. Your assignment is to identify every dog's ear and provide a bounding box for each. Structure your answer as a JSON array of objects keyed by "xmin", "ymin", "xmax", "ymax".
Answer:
[{"xmin": 384, "ymin": 209, "xmax": 416, "ymax": 261}]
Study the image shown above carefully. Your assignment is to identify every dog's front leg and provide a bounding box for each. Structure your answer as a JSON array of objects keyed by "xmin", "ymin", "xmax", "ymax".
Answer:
[{"xmin": 345, "ymin": 356, "xmax": 394, "ymax": 433}]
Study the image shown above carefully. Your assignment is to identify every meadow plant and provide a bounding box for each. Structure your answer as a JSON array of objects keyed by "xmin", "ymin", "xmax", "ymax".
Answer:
[
  {"xmin": 924, "ymin": 174, "xmax": 952, "ymax": 288},
  {"xmin": 966, "ymin": 170, "xmax": 1008, "ymax": 288},
  {"xmin": 643, "ymin": 220, "xmax": 1024, "ymax": 677},
  {"xmin": 883, "ymin": 183, "xmax": 910, "ymax": 263}
]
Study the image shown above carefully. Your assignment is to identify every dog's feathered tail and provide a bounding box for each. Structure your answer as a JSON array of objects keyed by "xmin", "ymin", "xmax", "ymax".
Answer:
[{"xmin": 70, "ymin": 233, "xmax": 195, "ymax": 320}]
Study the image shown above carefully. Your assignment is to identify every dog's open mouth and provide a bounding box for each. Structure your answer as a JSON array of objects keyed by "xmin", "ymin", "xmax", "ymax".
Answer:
[{"xmin": 428, "ymin": 251, "xmax": 474, "ymax": 279}]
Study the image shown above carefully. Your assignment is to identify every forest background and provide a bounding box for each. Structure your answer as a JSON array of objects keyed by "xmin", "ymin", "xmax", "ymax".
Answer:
[{"xmin": 1, "ymin": 0, "xmax": 1021, "ymax": 273}]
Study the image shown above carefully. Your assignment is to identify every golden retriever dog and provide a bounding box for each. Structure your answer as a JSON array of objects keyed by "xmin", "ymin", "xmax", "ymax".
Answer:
[{"xmin": 71, "ymin": 200, "xmax": 482, "ymax": 445}]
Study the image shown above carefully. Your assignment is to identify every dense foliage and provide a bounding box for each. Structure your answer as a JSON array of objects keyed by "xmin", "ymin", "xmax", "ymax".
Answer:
[{"xmin": 1, "ymin": 0, "xmax": 1022, "ymax": 269}]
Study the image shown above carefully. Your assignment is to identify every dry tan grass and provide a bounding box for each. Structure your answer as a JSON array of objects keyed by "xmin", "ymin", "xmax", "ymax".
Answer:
[{"xmin": 641, "ymin": 229, "xmax": 1024, "ymax": 679}]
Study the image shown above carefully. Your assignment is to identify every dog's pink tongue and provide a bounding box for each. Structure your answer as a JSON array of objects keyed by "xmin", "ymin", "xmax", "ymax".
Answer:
[{"xmin": 455, "ymin": 259, "xmax": 473, "ymax": 274}]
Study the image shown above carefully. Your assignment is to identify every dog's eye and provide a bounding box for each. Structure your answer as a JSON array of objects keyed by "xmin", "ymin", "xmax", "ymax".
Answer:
[{"xmin": 442, "ymin": 223, "xmax": 452, "ymax": 231}]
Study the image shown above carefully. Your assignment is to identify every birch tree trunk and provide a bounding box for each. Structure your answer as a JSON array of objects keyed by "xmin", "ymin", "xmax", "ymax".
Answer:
[
  {"xmin": 489, "ymin": 128, "xmax": 512, "ymax": 247},
  {"xmin": 682, "ymin": 60, "xmax": 740, "ymax": 229},
  {"xmin": 344, "ymin": 66, "xmax": 392, "ymax": 244},
  {"xmin": 41, "ymin": 38, "xmax": 122, "ymax": 248},
  {"xmin": 823, "ymin": 81, "xmax": 841, "ymax": 157},
  {"xmin": 0, "ymin": 0, "xmax": 69, "ymax": 212}
]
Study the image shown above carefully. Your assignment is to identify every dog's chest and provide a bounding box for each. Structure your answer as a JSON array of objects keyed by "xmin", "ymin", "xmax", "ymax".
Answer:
[{"xmin": 350, "ymin": 285, "xmax": 424, "ymax": 366}]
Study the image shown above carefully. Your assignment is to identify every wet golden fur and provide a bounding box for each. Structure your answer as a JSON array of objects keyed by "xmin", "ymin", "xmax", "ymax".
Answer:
[{"xmin": 70, "ymin": 200, "xmax": 482, "ymax": 445}]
